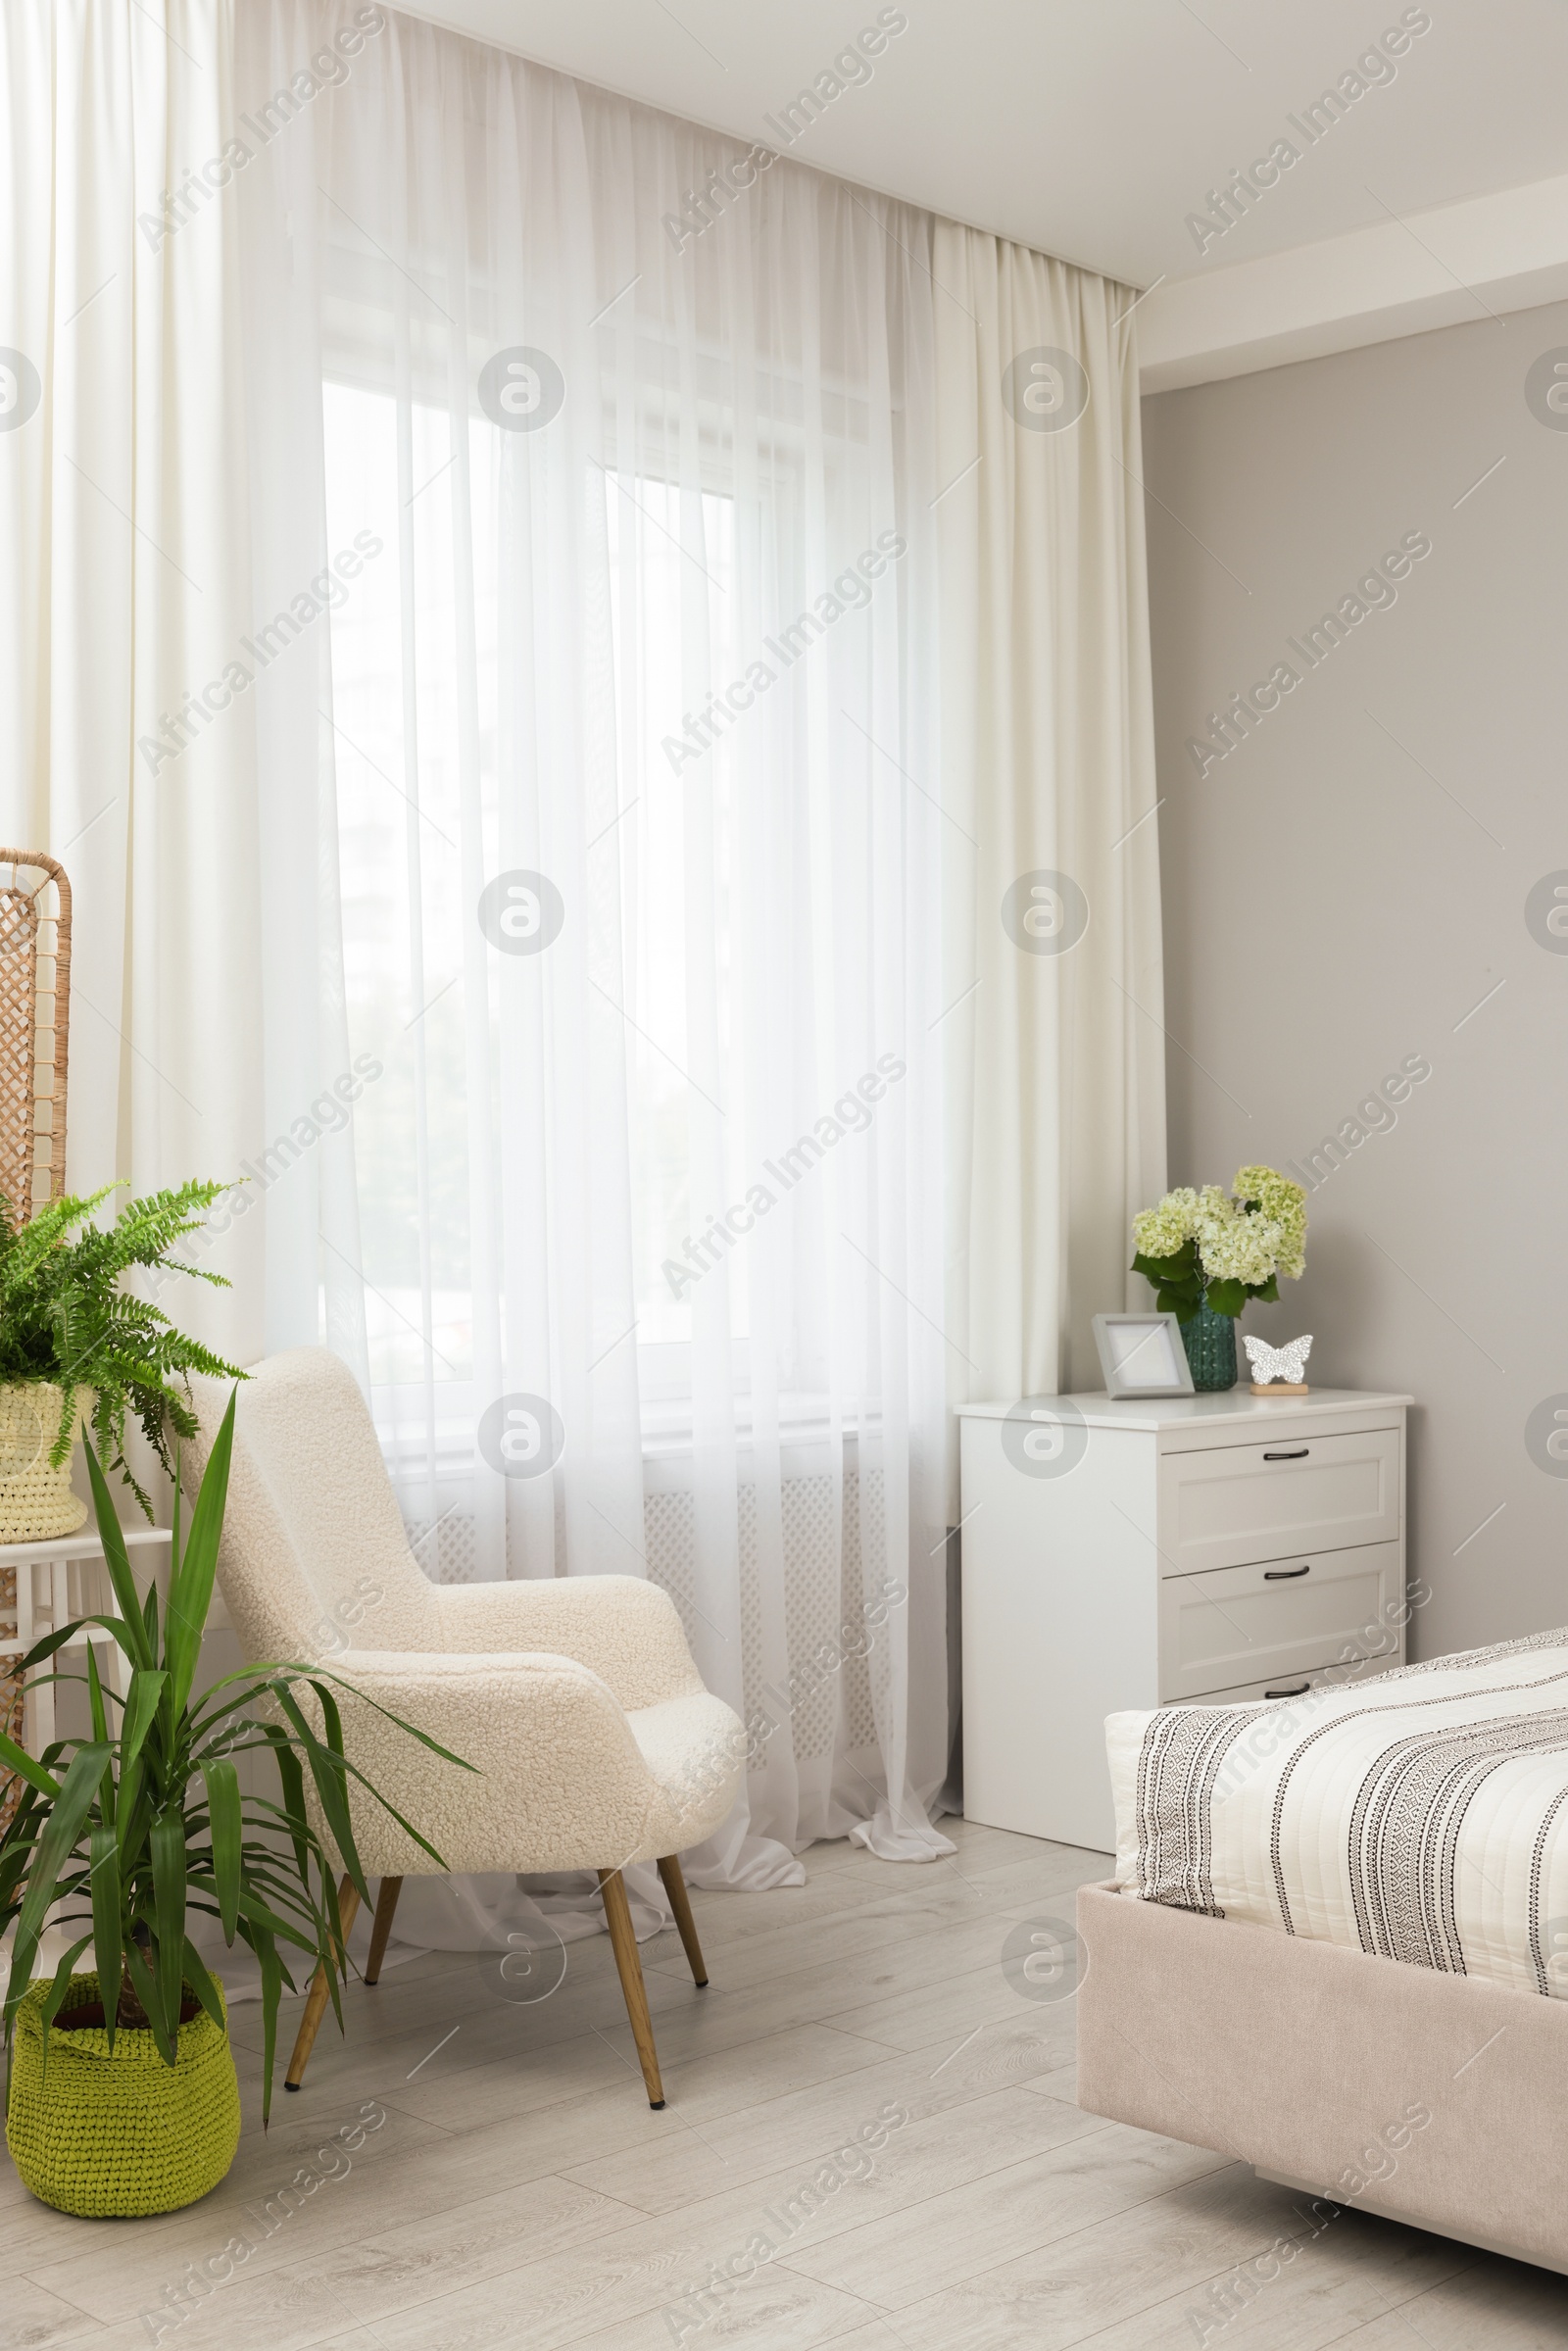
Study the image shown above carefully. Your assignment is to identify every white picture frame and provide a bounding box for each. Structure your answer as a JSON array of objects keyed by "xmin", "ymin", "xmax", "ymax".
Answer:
[{"xmin": 1092, "ymin": 1311, "xmax": 1196, "ymax": 1399}]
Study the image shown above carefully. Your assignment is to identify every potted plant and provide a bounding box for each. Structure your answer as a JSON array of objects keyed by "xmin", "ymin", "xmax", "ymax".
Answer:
[
  {"xmin": 0, "ymin": 1392, "xmax": 470, "ymax": 2217},
  {"xmin": 0, "ymin": 1179, "xmax": 245, "ymax": 1538},
  {"xmin": 1131, "ymin": 1164, "xmax": 1307, "ymax": 1391}
]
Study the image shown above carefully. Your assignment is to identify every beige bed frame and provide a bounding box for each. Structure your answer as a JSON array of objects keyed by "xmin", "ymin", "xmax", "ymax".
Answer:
[{"xmin": 1075, "ymin": 1881, "xmax": 1568, "ymax": 2278}]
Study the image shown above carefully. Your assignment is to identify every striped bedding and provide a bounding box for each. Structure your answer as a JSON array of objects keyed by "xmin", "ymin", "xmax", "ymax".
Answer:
[{"xmin": 1107, "ymin": 1629, "xmax": 1568, "ymax": 1997}]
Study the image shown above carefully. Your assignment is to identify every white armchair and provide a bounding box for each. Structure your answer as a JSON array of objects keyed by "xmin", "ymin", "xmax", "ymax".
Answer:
[{"xmin": 188, "ymin": 1348, "xmax": 743, "ymax": 2108}]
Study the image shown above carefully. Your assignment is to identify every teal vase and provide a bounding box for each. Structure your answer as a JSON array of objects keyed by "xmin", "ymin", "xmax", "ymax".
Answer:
[{"xmin": 1181, "ymin": 1301, "xmax": 1238, "ymax": 1392}]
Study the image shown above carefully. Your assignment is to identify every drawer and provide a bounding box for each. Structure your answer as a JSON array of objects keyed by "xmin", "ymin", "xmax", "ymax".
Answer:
[
  {"xmin": 1175, "ymin": 1652, "xmax": 1396, "ymax": 1706},
  {"xmin": 1158, "ymin": 1425, "xmax": 1400, "ymax": 1576},
  {"xmin": 1158, "ymin": 1540, "xmax": 1402, "ymax": 1703}
]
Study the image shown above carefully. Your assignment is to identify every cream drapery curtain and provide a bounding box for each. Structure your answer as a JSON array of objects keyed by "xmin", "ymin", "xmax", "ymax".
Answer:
[
  {"xmin": 935, "ymin": 227, "xmax": 1166, "ymax": 1420},
  {"xmin": 0, "ymin": 0, "xmax": 264, "ymax": 1380}
]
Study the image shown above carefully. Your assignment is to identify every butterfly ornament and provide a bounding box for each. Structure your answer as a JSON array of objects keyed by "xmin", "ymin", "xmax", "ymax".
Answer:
[{"xmin": 1244, "ymin": 1333, "xmax": 1312, "ymax": 1392}]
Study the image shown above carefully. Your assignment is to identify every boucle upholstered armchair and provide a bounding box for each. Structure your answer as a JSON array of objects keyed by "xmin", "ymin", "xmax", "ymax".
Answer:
[{"xmin": 187, "ymin": 1349, "xmax": 743, "ymax": 2108}]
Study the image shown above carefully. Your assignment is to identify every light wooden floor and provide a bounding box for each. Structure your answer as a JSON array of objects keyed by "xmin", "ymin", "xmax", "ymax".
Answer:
[{"xmin": 6, "ymin": 1819, "xmax": 1568, "ymax": 2350}]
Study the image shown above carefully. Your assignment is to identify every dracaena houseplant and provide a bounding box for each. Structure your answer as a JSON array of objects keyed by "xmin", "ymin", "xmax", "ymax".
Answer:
[
  {"xmin": 0, "ymin": 1180, "xmax": 245, "ymax": 1515},
  {"xmin": 0, "ymin": 1391, "xmax": 470, "ymax": 2120},
  {"xmin": 1132, "ymin": 1163, "xmax": 1308, "ymax": 1321}
]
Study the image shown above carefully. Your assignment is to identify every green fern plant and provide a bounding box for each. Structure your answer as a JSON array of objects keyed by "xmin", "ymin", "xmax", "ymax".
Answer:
[{"xmin": 0, "ymin": 1181, "xmax": 244, "ymax": 1515}]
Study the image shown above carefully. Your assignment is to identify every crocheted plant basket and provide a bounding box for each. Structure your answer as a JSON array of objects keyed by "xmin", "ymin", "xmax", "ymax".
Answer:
[
  {"xmin": 6, "ymin": 1970, "xmax": 240, "ymax": 2216},
  {"xmin": 0, "ymin": 1381, "xmax": 90, "ymax": 1541}
]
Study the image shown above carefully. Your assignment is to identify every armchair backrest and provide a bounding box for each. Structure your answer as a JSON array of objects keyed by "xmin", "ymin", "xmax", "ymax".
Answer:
[{"xmin": 189, "ymin": 1348, "xmax": 442, "ymax": 1668}]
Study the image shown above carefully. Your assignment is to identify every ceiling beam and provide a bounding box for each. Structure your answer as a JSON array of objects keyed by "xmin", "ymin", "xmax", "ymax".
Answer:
[{"xmin": 1139, "ymin": 174, "xmax": 1568, "ymax": 392}]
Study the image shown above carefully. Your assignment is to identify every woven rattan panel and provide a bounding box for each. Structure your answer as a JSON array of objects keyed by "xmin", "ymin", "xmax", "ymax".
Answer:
[
  {"xmin": 0, "ymin": 851, "xmax": 71, "ymax": 1223},
  {"xmin": 0, "ymin": 851, "xmax": 71, "ymax": 1831}
]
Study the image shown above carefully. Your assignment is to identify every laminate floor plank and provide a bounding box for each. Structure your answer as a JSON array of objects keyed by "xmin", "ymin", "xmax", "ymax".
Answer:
[
  {"xmin": 562, "ymin": 2014, "xmax": 1079, "ymax": 2216},
  {"xmin": 860, "ymin": 2168, "xmax": 1473, "ymax": 2348},
  {"xmin": 776, "ymin": 2122, "xmax": 1231, "ymax": 2308},
  {"xmin": 270, "ymin": 2087, "xmax": 1095, "ymax": 2350},
  {"xmin": 390, "ymin": 2018, "xmax": 895, "ymax": 2136},
  {"xmin": 1328, "ymin": 2254, "xmax": 1568, "ymax": 2347}
]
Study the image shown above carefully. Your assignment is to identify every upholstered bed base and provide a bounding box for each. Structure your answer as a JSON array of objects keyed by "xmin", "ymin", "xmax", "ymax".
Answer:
[{"xmin": 1075, "ymin": 1881, "xmax": 1568, "ymax": 2277}]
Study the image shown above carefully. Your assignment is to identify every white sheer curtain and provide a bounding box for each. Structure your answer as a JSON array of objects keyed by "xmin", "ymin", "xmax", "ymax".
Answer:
[{"xmin": 233, "ymin": 0, "xmax": 955, "ymax": 1891}]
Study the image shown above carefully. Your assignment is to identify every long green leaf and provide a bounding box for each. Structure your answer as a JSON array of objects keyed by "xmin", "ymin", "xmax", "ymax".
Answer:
[
  {"xmin": 181, "ymin": 1877, "xmax": 319, "ymax": 1950},
  {"xmin": 170, "ymin": 1438, "xmax": 182, "ymax": 1597},
  {"xmin": 84, "ymin": 1647, "xmax": 115, "ymax": 1834},
  {"xmin": 87, "ymin": 1825, "xmax": 122, "ymax": 2053},
  {"xmin": 254, "ymin": 1925, "xmax": 281, "ymax": 2128},
  {"xmin": 180, "ymin": 1935, "xmax": 224, "ymax": 2034},
  {"xmin": 18, "ymin": 1616, "xmax": 120, "ymax": 1674},
  {"xmin": 203, "ymin": 1758, "xmax": 242, "ymax": 1943},
  {"xmin": 115, "ymin": 1759, "xmax": 149, "ymax": 1874},
  {"xmin": 287, "ymin": 1696, "xmax": 454, "ymax": 1873},
  {"xmin": 84, "ymin": 1641, "xmax": 109, "ymax": 1746},
  {"xmin": 0, "ymin": 1725, "xmax": 63, "ymax": 1802},
  {"xmin": 191, "ymin": 1660, "xmax": 474, "ymax": 1775},
  {"xmin": 270, "ymin": 1685, "xmax": 369, "ymax": 1909},
  {"xmin": 0, "ymin": 1834, "xmax": 36, "ymax": 1915},
  {"xmin": 150, "ymin": 1813, "xmax": 186, "ymax": 2042},
  {"xmin": 269, "ymin": 1675, "xmax": 463, "ymax": 1871},
  {"xmin": 165, "ymin": 1390, "xmax": 235, "ymax": 1721},
  {"xmin": 120, "ymin": 1669, "xmax": 167, "ymax": 1777},
  {"xmin": 318, "ymin": 1865, "xmax": 349, "ymax": 2037},
  {"xmin": 36, "ymin": 1935, "xmax": 93, "ymax": 2090},
  {"xmin": 82, "ymin": 1438, "xmax": 153, "ymax": 1671},
  {"xmin": 4, "ymin": 1742, "xmax": 110, "ymax": 2032},
  {"xmin": 185, "ymin": 1669, "xmax": 280, "ymax": 1736},
  {"xmin": 122, "ymin": 1937, "xmax": 174, "ymax": 2065},
  {"xmin": 291, "ymin": 1665, "xmax": 477, "ymax": 1772}
]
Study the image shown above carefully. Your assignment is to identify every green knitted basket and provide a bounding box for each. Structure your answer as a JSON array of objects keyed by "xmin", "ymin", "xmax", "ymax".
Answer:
[{"xmin": 6, "ymin": 1970, "xmax": 240, "ymax": 2217}]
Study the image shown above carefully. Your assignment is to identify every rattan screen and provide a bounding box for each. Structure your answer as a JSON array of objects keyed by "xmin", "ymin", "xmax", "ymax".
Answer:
[
  {"xmin": 0, "ymin": 849, "xmax": 70, "ymax": 1829},
  {"xmin": 0, "ymin": 849, "xmax": 71, "ymax": 1224}
]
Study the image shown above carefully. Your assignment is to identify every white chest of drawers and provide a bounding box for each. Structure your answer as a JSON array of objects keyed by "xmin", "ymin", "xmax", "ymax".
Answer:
[{"xmin": 956, "ymin": 1389, "xmax": 1412, "ymax": 1852}]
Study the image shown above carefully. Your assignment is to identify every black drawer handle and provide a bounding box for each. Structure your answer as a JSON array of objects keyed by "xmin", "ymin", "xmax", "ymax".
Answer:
[
  {"xmin": 1262, "ymin": 1447, "xmax": 1309, "ymax": 1461},
  {"xmin": 1265, "ymin": 1682, "xmax": 1310, "ymax": 1698},
  {"xmin": 1264, "ymin": 1563, "xmax": 1311, "ymax": 1580}
]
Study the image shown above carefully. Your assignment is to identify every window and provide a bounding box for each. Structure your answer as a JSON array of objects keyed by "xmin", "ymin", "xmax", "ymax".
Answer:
[{"xmin": 324, "ymin": 385, "xmax": 760, "ymax": 1403}]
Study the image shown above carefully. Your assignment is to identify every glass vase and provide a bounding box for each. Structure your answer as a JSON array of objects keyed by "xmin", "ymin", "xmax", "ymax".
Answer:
[{"xmin": 1181, "ymin": 1301, "xmax": 1237, "ymax": 1393}]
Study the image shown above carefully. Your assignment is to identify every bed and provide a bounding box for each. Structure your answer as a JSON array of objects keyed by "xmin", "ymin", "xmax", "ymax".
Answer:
[{"xmin": 1076, "ymin": 1630, "xmax": 1568, "ymax": 2275}]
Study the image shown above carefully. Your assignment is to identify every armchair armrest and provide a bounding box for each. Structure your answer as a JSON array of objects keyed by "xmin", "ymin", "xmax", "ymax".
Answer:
[
  {"xmin": 431, "ymin": 1574, "xmax": 705, "ymax": 1710},
  {"xmin": 316, "ymin": 1645, "xmax": 665, "ymax": 1873}
]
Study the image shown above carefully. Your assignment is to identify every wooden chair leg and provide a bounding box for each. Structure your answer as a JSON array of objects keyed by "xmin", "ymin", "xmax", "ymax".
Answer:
[
  {"xmin": 657, "ymin": 1854, "xmax": 709, "ymax": 1988},
  {"xmin": 365, "ymin": 1876, "xmax": 403, "ymax": 1985},
  {"xmin": 598, "ymin": 1867, "xmax": 665, "ymax": 2109},
  {"xmin": 284, "ymin": 1872, "xmax": 361, "ymax": 2092}
]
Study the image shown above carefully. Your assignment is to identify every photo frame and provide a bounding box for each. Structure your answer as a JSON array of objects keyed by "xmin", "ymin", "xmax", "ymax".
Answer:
[{"xmin": 1092, "ymin": 1311, "xmax": 1196, "ymax": 1399}]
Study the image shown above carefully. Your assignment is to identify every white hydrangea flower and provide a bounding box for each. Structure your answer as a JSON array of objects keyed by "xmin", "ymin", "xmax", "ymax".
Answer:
[
  {"xmin": 1132, "ymin": 1187, "xmax": 1200, "ymax": 1259},
  {"xmin": 1232, "ymin": 1164, "xmax": 1308, "ymax": 1280},
  {"xmin": 1134, "ymin": 1166, "xmax": 1307, "ymax": 1291},
  {"xmin": 1199, "ymin": 1202, "xmax": 1284, "ymax": 1287}
]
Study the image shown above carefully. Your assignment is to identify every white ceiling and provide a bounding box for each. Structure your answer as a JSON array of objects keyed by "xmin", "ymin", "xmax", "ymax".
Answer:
[{"xmin": 400, "ymin": 0, "xmax": 1568, "ymax": 290}]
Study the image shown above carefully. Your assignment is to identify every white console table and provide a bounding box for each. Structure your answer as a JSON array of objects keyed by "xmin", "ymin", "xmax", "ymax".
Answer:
[
  {"xmin": 0, "ymin": 1526, "xmax": 175, "ymax": 1755},
  {"xmin": 957, "ymin": 1389, "xmax": 1412, "ymax": 1853}
]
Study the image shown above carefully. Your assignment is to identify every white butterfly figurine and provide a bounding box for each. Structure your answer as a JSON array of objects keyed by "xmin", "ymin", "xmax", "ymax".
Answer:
[{"xmin": 1244, "ymin": 1333, "xmax": 1312, "ymax": 1386}]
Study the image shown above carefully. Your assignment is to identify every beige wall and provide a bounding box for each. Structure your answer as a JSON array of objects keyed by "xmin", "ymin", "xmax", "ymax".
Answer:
[{"xmin": 1143, "ymin": 298, "xmax": 1568, "ymax": 1659}]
